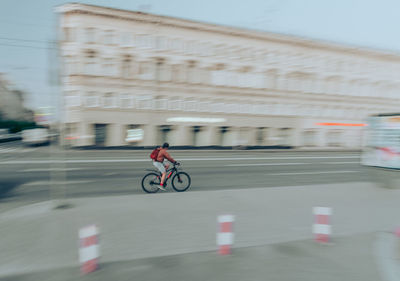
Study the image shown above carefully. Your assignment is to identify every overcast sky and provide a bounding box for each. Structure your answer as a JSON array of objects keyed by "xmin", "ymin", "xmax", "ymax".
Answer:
[{"xmin": 1, "ymin": 0, "xmax": 399, "ymax": 110}]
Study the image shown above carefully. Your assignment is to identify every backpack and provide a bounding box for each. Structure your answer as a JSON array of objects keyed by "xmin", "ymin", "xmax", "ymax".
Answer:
[{"xmin": 150, "ymin": 147, "xmax": 160, "ymax": 160}]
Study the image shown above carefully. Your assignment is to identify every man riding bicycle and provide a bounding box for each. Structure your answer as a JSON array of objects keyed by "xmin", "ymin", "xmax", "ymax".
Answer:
[{"xmin": 152, "ymin": 142, "xmax": 177, "ymax": 190}]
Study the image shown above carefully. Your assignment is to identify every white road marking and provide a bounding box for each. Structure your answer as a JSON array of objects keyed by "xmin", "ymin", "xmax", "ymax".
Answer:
[
  {"xmin": 0, "ymin": 148, "xmax": 15, "ymax": 153},
  {"xmin": 226, "ymin": 161, "xmax": 359, "ymax": 167},
  {"xmin": 22, "ymin": 180, "xmax": 95, "ymax": 186},
  {"xmin": 226, "ymin": 163, "xmax": 307, "ymax": 167},
  {"xmin": 268, "ymin": 170, "xmax": 359, "ymax": 176},
  {"xmin": 21, "ymin": 168, "xmax": 81, "ymax": 172},
  {"xmin": 320, "ymin": 161, "xmax": 360, "ymax": 164},
  {"xmin": 0, "ymin": 148, "xmax": 37, "ymax": 153}
]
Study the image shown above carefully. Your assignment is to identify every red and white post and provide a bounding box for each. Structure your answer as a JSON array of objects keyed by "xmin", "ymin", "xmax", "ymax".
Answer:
[
  {"xmin": 217, "ymin": 215, "xmax": 234, "ymax": 255},
  {"xmin": 79, "ymin": 225, "xmax": 100, "ymax": 274},
  {"xmin": 313, "ymin": 207, "xmax": 332, "ymax": 243}
]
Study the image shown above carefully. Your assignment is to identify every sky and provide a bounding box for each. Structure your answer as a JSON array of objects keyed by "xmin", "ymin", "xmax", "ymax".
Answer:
[{"xmin": 0, "ymin": 0, "xmax": 400, "ymax": 110}]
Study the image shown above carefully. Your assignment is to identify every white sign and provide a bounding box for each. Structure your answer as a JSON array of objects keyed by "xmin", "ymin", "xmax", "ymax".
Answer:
[
  {"xmin": 166, "ymin": 117, "xmax": 226, "ymax": 123},
  {"xmin": 125, "ymin": 129, "xmax": 144, "ymax": 142},
  {"xmin": 361, "ymin": 115, "xmax": 400, "ymax": 168}
]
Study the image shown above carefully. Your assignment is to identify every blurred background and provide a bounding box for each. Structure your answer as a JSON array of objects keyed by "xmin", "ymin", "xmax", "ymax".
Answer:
[{"xmin": 1, "ymin": 1, "xmax": 400, "ymax": 281}]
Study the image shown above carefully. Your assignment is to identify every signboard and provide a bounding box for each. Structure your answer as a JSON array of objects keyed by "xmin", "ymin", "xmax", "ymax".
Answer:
[
  {"xmin": 361, "ymin": 115, "xmax": 400, "ymax": 168},
  {"xmin": 34, "ymin": 107, "xmax": 54, "ymax": 126},
  {"xmin": 125, "ymin": 129, "xmax": 144, "ymax": 142}
]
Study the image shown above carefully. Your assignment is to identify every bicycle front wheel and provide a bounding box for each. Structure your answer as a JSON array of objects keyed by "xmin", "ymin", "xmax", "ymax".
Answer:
[
  {"xmin": 172, "ymin": 172, "xmax": 191, "ymax": 192},
  {"xmin": 141, "ymin": 172, "xmax": 161, "ymax": 193}
]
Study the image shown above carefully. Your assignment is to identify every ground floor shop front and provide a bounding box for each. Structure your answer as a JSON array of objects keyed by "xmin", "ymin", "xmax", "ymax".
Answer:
[{"xmin": 64, "ymin": 110, "xmax": 365, "ymax": 148}]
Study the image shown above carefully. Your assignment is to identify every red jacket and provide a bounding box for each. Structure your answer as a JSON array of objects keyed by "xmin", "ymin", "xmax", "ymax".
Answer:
[{"xmin": 156, "ymin": 148, "xmax": 175, "ymax": 163}]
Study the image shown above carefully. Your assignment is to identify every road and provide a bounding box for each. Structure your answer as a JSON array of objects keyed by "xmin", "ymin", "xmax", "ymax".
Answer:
[{"xmin": 0, "ymin": 141, "xmax": 365, "ymax": 211}]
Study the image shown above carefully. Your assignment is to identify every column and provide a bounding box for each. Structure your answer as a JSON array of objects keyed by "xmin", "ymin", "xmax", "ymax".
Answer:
[
  {"xmin": 289, "ymin": 128, "xmax": 302, "ymax": 147},
  {"xmin": 315, "ymin": 128, "xmax": 327, "ymax": 147},
  {"xmin": 238, "ymin": 127, "xmax": 257, "ymax": 146},
  {"xmin": 170, "ymin": 125, "xmax": 191, "ymax": 146},
  {"xmin": 106, "ymin": 123, "xmax": 124, "ymax": 146},
  {"xmin": 223, "ymin": 127, "xmax": 239, "ymax": 146},
  {"xmin": 197, "ymin": 126, "xmax": 218, "ymax": 146},
  {"xmin": 143, "ymin": 124, "xmax": 158, "ymax": 146},
  {"xmin": 266, "ymin": 128, "xmax": 280, "ymax": 146},
  {"xmin": 76, "ymin": 122, "xmax": 94, "ymax": 146}
]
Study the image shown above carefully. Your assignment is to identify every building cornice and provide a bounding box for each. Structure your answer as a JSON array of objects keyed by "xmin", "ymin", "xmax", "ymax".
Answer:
[{"xmin": 57, "ymin": 3, "xmax": 400, "ymax": 63}]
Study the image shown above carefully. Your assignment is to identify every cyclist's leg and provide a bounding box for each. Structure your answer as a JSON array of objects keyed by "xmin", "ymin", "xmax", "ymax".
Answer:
[
  {"xmin": 164, "ymin": 159, "xmax": 170, "ymax": 171},
  {"xmin": 153, "ymin": 161, "xmax": 166, "ymax": 184}
]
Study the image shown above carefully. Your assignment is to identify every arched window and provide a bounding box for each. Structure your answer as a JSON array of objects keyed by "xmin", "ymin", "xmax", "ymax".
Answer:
[
  {"xmin": 121, "ymin": 55, "xmax": 132, "ymax": 79},
  {"xmin": 84, "ymin": 50, "xmax": 97, "ymax": 75}
]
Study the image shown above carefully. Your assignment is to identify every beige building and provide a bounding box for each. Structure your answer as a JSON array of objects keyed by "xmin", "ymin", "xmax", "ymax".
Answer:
[{"xmin": 57, "ymin": 3, "xmax": 400, "ymax": 148}]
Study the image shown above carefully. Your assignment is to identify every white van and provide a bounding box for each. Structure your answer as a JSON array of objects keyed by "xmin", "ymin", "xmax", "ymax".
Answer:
[{"xmin": 22, "ymin": 128, "xmax": 50, "ymax": 145}]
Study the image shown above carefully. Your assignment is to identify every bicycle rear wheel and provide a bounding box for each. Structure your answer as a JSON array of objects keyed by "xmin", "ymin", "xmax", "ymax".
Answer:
[
  {"xmin": 172, "ymin": 172, "xmax": 191, "ymax": 192},
  {"xmin": 141, "ymin": 172, "xmax": 161, "ymax": 193}
]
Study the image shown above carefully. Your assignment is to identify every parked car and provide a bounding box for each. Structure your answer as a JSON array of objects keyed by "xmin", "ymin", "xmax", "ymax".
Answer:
[{"xmin": 22, "ymin": 128, "xmax": 50, "ymax": 146}]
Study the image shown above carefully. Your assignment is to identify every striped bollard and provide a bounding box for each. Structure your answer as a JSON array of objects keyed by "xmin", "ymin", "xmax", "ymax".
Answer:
[
  {"xmin": 79, "ymin": 225, "xmax": 100, "ymax": 274},
  {"xmin": 313, "ymin": 207, "xmax": 332, "ymax": 243},
  {"xmin": 217, "ymin": 215, "xmax": 234, "ymax": 255},
  {"xmin": 395, "ymin": 227, "xmax": 400, "ymax": 237}
]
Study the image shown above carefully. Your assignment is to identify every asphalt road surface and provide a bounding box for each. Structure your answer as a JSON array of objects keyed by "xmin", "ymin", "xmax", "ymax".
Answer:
[{"xmin": 0, "ymin": 141, "xmax": 365, "ymax": 211}]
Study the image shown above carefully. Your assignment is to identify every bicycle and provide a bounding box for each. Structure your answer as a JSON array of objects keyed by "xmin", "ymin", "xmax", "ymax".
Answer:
[{"xmin": 141, "ymin": 162, "xmax": 191, "ymax": 193}]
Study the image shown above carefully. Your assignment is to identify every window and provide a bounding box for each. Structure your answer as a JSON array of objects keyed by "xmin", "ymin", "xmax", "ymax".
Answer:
[
  {"xmin": 103, "ymin": 30, "xmax": 114, "ymax": 45},
  {"xmin": 138, "ymin": 61, "xmax": 154, "ymax": 80},
  {"xmin": 85, "ymin": 92, "xmax": 98, "ymax": 108},
  {"xmin": 136, "ymin": 34, "xmax": 154, "ymax": 49},
  {"xmin": 120, "ymin": 94, "xmax": 133, "ymax": 109},
  {"xmin": 172, "ymin": 38, "xmax": 184, "ymax": 52},
  {"xmin": 168, "ymin": 98, "xmax": 182, "ymax": 111},
  {"xmin": 121, "ymin": 32, "xmax": 132, "ymax": 46},
  {"xmin": 103, "ymin": 58, "xmax": 116, "ymax": 77},
  {"xmin": 256, "ymin": 104, "xmax": 266, "ymax": 115},
  {"xmin": 183, "ymin": 100, "xmax": 197, "ymax": 111},
  {"xmin": 171, "ymin": 64, "xmax": 185, "ymax": 83},
  {"xmin": 64, "ymin": 56, "xmax": 78, "ymax": 76},
  {"xmin": 210, "ymin": 102, "xmax": 219, "ymax": 112},
  {"xmin": 187, "ymin": 61, "xmax": 198, "ymax": 83},
  {"xmin": 65, "ymin": 91, "xmax": 81, "ymax": 107},
  {"xmin": 136, "ymin": 95, "xmax": 153, "ymax": 109},
  {"xmin": 156, "ymin": 36, "xmax": 167, "ymax": 50},
  {"xmin": 85, "ymin": 28, "xmax": 95, "ymax": 43},
  {"xmin": 155, "ymin": 99, "xmax": 168, "ymax": 110},
  {"xmin": 84, "ymin": 50, "xmax": 97, "ymax": 75},
  {"xmin": 121, "ymin": 55, "xmax": 132, "ymax": 78},
  {"xmin": 198, "ymin": 101, "xmax": 210, "ymax": 112},
  {"xmin": 63, "ymin": 27, "xmax": 75, "ymax": 42},
  {"xmin": 156, "ymin": 59, "xmax": 171, "ymax": 82},
  {"xmin": 103, "ymin": 93, "xmax": 116, "ymax": 108},
  {"xmin": 211, "ymin": 70, "xmax": 224, "ymax": 86}
]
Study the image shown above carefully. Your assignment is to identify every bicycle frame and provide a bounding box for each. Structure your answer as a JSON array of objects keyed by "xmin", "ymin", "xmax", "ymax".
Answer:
[{"xmin": 162, "ymin": 165, "xmax": 179, "ymax": 184}]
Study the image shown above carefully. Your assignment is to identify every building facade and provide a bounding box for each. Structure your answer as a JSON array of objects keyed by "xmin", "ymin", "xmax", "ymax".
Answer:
[{"xmin": 57, "ymin": 3, "xmax": 400, "ymax": 148}]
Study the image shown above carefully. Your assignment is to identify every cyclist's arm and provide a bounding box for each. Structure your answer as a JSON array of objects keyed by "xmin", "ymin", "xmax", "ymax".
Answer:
[{"xmin": 164, "ymin": 152, "xmax": 176, "ymax": 163}]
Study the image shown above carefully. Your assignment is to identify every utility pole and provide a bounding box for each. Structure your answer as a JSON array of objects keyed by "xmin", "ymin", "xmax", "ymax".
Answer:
[{"xmin": 48, "ymin": 9, "xmax": 69, "ymax": 209}]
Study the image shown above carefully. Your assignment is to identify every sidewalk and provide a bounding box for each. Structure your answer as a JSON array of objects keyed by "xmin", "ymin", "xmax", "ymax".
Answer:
[
  {"xmin": 2, "ymin": 234, "xmax": 384, "ymax": 281},
  {"xmin": 1, "ymin": 182, "xmax": 399, "ymax": 280}
]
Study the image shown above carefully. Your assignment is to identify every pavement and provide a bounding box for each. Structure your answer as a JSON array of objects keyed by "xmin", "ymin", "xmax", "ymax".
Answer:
[
  {"xmin": 2, "ymin": 181, "xmax": 400, "ymax": 281},
  {"xmin": 1, "ymin": 234, "xmax": 385, "ymax": 281}
]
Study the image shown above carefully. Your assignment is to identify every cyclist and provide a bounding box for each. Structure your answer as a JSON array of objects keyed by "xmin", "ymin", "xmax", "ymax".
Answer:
[{"xmin": 152, "ymin": 142, "xmax": 177, "ymax": 190}]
